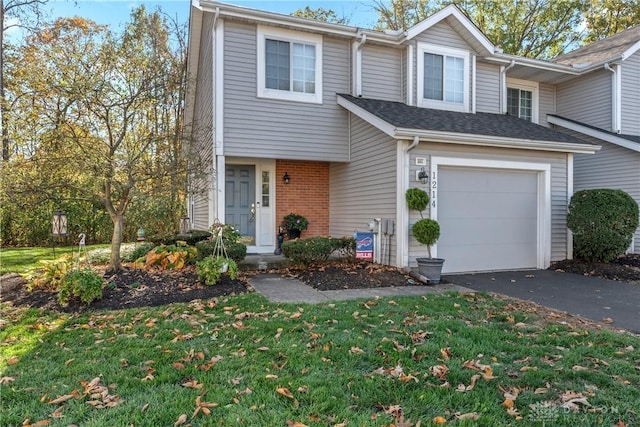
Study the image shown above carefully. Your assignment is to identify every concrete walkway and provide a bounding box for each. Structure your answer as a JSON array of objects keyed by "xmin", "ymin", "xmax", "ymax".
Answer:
[
  {"xmin": 445, "ymin": 269, "xmax": 640, "ymax": 334},
  {"xmin": 249, "ymin": 273, "xmax": 470, "ymax": 304}
]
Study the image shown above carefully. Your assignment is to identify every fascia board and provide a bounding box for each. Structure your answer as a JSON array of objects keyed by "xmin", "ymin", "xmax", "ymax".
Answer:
[
  {"xmin": 622, "ymin": 39, "xmax": 640, "ymax": 60},
  {"xmin": 548, "ymin": 115, "xmax": 640, "ymax": 153},
  {"xmin": 405, "ymin": 5, "xmax": 494, "ymax": 55},
  {"xmin": 394, "ymin": 128, "xmax": 601, "ymax": 154}
]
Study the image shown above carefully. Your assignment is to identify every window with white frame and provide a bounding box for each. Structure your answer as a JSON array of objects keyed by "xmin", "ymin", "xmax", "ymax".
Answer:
[
  {"xmin": 257, "ymin": 26, "xmax": 323, "ymax": 104},
  {"xmin": 506, "ymin": 78, "xmax": 538, "ymax": 123},
  {"xmin": 417, "ymin": 43, "xmax": 469, "ymax": 112}
]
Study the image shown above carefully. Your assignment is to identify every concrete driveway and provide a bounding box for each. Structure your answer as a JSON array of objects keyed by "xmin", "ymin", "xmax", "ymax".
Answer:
[{"xmin": 444, "ymin": 269, "xmax": 640, "ymax": 334}]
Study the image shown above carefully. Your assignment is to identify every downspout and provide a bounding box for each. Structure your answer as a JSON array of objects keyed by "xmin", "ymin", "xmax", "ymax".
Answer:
[
  {"xmin": 604, "ymin": 63, "xmax": 621, "ymax": 133},
  {"xmin": 354, "ymin": 33, "xmax": 366, "ymax": 97},
  {"xmin": 397, "ymin": 136, "xmax": 421, "ymax": 269},
  {"xmin": 212, "ymin": 6, "xmax": 224, "ymax": 223},
  {"xmin": 500, "ymin": 60, "xmax": 516, "ymax": 113}
]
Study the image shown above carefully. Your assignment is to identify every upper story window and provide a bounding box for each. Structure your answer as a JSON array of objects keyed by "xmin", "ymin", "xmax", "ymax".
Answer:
[
  {"xmin": 257, "ymin": 26, "xmax": 323, "ymax": 104},
  {"xmin": 417, "ymin": 43, "xmax": 469, "ymax": 112},
  {"xmin": 506, "ymin": 78, "xmax": 539, "ymax": 123}
]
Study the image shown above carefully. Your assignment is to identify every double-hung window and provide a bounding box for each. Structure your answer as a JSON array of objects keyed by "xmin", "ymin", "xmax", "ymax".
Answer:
[
  {"xmin": 257, "ymin": 26, "xmax": 323, "ymax": 104},
  {"xmin": 417, "ymin": 43, "xmax": 469, "ymax": 112},
  {"xmin": 505, "ymin": 78, "xmax": 538, "ymax": 123}
]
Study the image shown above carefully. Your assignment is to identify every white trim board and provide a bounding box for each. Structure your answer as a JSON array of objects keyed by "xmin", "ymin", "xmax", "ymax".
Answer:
[
  {"xmin": 548, "ymin": 115, "xmax": 637, "ymax": 152},
  {"xmin": 429, "ymin": 156, "xmax": 552, "ymax": 269}
]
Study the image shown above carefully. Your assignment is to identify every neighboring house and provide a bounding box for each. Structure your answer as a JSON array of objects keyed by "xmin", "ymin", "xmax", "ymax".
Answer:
[
  {"xmin": 547, "ymin": 25, "xmax": 640, "ymax": 254},
  {"xmin": 185, "ymin": 1, "xmax": 607, "ymax": 274}
]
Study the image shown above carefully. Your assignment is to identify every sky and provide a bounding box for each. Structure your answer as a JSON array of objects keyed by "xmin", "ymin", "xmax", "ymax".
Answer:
[{"xmin": 35, "ymin": 0, "xmax": 381, "ymax": 34}]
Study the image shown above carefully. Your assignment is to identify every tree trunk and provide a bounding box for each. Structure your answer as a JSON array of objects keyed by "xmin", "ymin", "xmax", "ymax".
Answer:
[{"xmin": 108, "ymin": 213, "xmax": 124, "ymax": 272}]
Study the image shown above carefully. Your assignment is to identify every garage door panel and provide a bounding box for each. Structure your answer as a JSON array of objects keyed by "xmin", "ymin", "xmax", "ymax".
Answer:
[{"xmin": 438, "ymin": 167, "xmax": 538, "ymax": 273}]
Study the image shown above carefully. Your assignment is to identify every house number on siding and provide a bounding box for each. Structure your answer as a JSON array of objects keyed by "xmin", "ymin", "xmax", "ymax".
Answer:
[{"xmin": 431, "ymin": 171, "xmax": 437, "ymax": 208}]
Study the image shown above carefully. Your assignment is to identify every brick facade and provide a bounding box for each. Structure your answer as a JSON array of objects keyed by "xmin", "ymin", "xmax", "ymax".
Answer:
[{"xmin": 276, "ymin": 159, "xmax": 329, "ymax": 238}]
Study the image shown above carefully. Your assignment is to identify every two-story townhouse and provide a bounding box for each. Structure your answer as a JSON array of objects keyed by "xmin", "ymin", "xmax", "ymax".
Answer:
[
  {"xmin": 546, "ymin": 25, "xmax": 640, "ymax": 254},
  {"xmin": 184, "ymin": 1, "xmax": 601, "ymax": 274}
]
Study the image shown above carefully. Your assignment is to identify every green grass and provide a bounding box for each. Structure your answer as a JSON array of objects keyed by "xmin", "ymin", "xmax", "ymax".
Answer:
[
  {"xmin": 0, "ymin": 244, "xmax": 134, "ymax": 275},
  {"xmin": 2, "ymin": 292, "xmax": 639, "ymax": 426}
]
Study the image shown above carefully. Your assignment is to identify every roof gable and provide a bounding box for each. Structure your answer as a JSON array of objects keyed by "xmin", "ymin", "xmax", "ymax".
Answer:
[
  {"xmin": 553, "ymin": 25, "xmax": 640, "ymax": 66},
  {"xmin": 405, "ymin": 4, "xmax": 495, "ymax": 56}
]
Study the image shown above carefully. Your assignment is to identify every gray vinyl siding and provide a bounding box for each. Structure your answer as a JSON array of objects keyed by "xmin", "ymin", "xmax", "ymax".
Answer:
[
  {"xmin": 475, "ymin": 61, "xmax": 500, "ymax": 113},
  {"xmin": 191, "ymin": 11, "xmax": 215, "ymax": 230},
  {"xmin": 329, "ymin": 115, "xmax": 398, "ymax": 263},
  {"xmin": 621, "ymin": 51, "xmax": 640, "ymax": 135},
  {"xmin": 407, "ymin": 145, "xmax": 569, "ymax": 265},
  {"xmin": 413, "ymin": 20, "xmax": 473, "ymax": 51},
  {"xmin": 572, "ymin": 134, "xmax": 640, "ymax": 254},
  {"xmin": 538, "ymin": 83, "xmax": 554, "ymax": 127},
  {"xmin": 361, "ymin": 44, "xmax": 403, "ymax": 102},
  {"xmin": 556, "ymin": 70, "xmax": 612, "ymax": 131},
  {"xmin": 223, "ymin": 21, "xmax": 350, "ymax": 162}
]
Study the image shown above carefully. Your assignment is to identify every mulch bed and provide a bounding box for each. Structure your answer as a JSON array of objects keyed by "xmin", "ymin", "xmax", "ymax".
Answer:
[{"xmin": 550, "ymin": 254, "xmax": 640, "ymax": 282}]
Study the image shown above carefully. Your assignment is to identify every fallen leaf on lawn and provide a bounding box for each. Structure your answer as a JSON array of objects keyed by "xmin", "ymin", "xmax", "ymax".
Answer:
[
  {"xmin": 502, "ymin": 398, "xmax": 514, "ymax": 408},
  {"xmin": 192, "ymin": 395, "xmax": 219, "ymax": 418},
  {"xmin": 141, "ymin": 403, "xmax": 149, "ymax": 412},
  {"xmin": 277, "ymin": 387, "xmax": 295, "ymax": 399},
  {"xmin": 65, "ymin": 359, "xmax": 75, "ymax": 366},
  {"xmin": 455, "ymin": 412, "xmax": 479, "ymax": 420},
  {"xmin": 399, "ymin": 373, "xmax": 419, "ymax": 383},
  {"xmin": 433, "ymin": 415, "xmax": 447, "ymax": 424},
  {"xmin": 572, "ymin": 365, "xmax": 589, "ymax": 371},
  {"xmin": 257, "ymin": 347, "xmax": 269, "ymax": 351},
  {"xmin": 48, "ymin": 392, "xmax": 78, "ymax": 405},
  {"xmin": 350, "ymin": 346, "xmax": 365, "ymax": 354},
  {"xmin": 519, "ymin": 366, "xmax": 538, "ymax": 372},
  {"xmin": 285, "ymin": 421, "xmax": 308, "ymax": 427},
  {"xmin": 506, "ymin": 407, "xmax": 521, "ymax": 419},
  {"xmin": 181, "ymin": 380, "xmax": 204, "ymax": 389},
  {"xmin": 265, "ymin": 374, "xmax": 278, "ymax": 379},
  {"xmin": 7, "ymin": 355, "xmax": 19, "ymax": 365},
  {"xmin": 0, "ymin": 376, "xmax": 16, "ymax": 385},
  {"xmin": 440, "ymin": 347, "xmax": 452, "ymax": 360},
  {"xmin": 174, "ymin": 413, "xmax": 187, "ymax": 426},
  {"xmin": 430, "ymin": 364, "xmax": 449, "ymax": 381},
  {"xmin": 534, "ymin": 387, "xmax": 549, "ymax": 394},
  {"xmin": 172, "ymin": 362, "xmax": 185, "ymax": 370}
]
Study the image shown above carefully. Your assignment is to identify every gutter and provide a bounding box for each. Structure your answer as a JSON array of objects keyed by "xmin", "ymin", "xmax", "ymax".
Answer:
[{"xmin": 604, "ymin": 63, "xmax": 622, "ymax": 133}]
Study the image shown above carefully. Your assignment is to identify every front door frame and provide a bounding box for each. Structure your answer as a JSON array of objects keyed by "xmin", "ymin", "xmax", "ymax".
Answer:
[{"xmin": 222, "ymin": 157, "xmax": 276, "ymax": 253}]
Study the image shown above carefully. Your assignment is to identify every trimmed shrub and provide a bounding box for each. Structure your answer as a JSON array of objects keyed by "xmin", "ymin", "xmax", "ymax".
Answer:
[
  {"xmin": 568, "ymin": 189, "xmax": 639, "ymax": 262},
  {"xmin": 196, "ymin": 240, "xmax": 247, "ymax": 262},
  {"xmin": 178, "ymin": 230, "xmax": 213, "ymax": 246},
  {"xmin": 58, "ymin": 267, "xmax": 104, "ymax": 306},
  {"xmin": 124, "ymin": 242, "xmax": 156, "ymax": 262},
  {"xmin": 282, "ymin": 236, "xmax": 355, "ymax": 265}
]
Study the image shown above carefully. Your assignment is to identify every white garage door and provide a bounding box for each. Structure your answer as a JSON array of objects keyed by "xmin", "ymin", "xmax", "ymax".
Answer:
[{"xmin": 437, "ymin": 167, "xmax": 538, "ymax": 273}]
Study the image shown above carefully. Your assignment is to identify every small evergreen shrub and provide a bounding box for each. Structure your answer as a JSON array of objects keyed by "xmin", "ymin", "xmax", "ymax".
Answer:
[
  {"xmin": 568, "ymin": 189, "xmax": 639, "ymax": 262},
  {"xmin": 179, "ymin": 230, "xmax": 213, "ymax": 246},
  {"xmin": 58, "ymin": 267, "xmax": 104, "ymax": 306},
  {"xmin": 197, "ymin": 256, "xmax": 238, "ymax": 285},
  {"xmin": 282, "ymin": 236, "xmax": 353, "ymax": 265}
]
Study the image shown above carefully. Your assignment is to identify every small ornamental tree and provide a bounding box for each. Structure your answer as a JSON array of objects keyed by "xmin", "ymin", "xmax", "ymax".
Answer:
[
  {"xmin": 406, "ymin": 188, "xmax": 440, "ymax": 258},
  {"xmin": 567, "ymin": 189, "xmax": 639, "ymax": 262}
]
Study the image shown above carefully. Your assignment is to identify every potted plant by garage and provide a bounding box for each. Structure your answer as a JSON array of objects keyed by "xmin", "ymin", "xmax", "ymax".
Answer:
[
  {"xmin": 406, "ymin": 188, "xmax": 445, "ymax": 283},
  {"xmin": 282, "ymin": 213, "xmax": 309, "ymax": 239}
]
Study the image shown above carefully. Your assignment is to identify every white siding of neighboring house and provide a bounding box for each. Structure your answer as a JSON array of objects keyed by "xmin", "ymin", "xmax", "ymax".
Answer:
[
  {"xmin": 407, "ymin": 145, "xmax": 570, "ymax": 265},
  {"xmin": 329, "ymin": 115, "xmax": 399, "ymax": 264},
  {"xmin": 222, "ymin": 21, "xmax": 351, "ymax": 162},
  {"xmin": 361, "ymin": 44, "xmax": 403, "ymax": 102},
  {"xmin": 571, "ymin": 133, "xmax": 640, "ymax": 254},
  {"xmin": 191, "ymin": 11, "xmax": 215, "ymax": 230},
  {"xmin": 621, "ymin": 51, "xmax": 640, "ymax": 135},
  {"xmin": 475, "ymin": 61, "xmax": 500, "ymax": 114},
  {"xmin": 556, "ymin": 70, "xmax": 612, "ymax": 131},
  {"xmin": 539, "ymin": 83, "xmax": 555, "ymax": 127}
]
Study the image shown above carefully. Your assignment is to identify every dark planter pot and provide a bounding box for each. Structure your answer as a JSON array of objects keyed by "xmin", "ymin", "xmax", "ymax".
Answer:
[
  {"xmin": 416, "ymin": 257, "xmax": 445, "ymax": 284},
  {"xmin": 287, "ymin": 229, "xmax": 302, "ymax": 239}
]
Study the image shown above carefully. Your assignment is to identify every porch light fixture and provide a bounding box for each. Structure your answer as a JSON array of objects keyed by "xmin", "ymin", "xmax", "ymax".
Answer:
[
  {"xmin": 180, "ymin": 215, "xmax": 190, "ymax": 235},
  {"xmin": 417, "ymin": 167, "xmax": 429, "ymax": 185},
  {"xmin": 51, "ymin": 210, "xmax": 68, "ymax": 237},
  {"xmin": 283, "ymin": 172, "xmax": 290, "ymax": 184}
]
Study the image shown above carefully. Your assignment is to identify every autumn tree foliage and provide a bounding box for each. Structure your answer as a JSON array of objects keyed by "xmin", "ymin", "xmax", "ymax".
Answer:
[{"xmin": 4, "ymin": 8, "xmax": 189, "ymax": 271}]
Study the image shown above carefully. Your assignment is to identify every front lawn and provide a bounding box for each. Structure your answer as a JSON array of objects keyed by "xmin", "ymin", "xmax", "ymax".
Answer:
[{"xmin": 1, "ymin": 292, "xmax": 638, "ymax": 426}]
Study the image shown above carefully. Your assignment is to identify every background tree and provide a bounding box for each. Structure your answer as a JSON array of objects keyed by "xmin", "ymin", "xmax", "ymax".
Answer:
[
  {"xmin": 372, "ymin": 0, "xmax": 586, "ymax": 59},
  {"xmin": 4, "ymin": 7, "xmax": 189, "ymax": 271},
  {"xmin": 291, "ymin": 6, "xmax": 350, "ymax": 25},
  {"xmin": 583, "ymin": 0, "xmax": 640, "ymax": 43}
]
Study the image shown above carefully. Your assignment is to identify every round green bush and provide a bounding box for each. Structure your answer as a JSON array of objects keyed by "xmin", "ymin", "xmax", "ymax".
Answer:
[
  {"xmin": 196, "ymin": 240, "xmax": 247, "ymax": 262},
  {"xmin": 412, "ymin": 219, "xmax": 440, "ymax": 248},
  {"xmin": 567, "ymin": 189, "xmax": 639, "ymax": 262},
  {"xmin": 406, "ymin": 188, "xmax": 430, "ymax": 212}
]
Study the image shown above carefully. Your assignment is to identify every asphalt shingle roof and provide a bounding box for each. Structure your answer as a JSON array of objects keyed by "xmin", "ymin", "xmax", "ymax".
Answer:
[
  {"xmin": 553, "ymin": 25, "xmax": 640, "ymax": 66},
  {"xmin": 338, "ymin": 94, "xmax": 589, "ymax": 145},
  {"xmin": 548, "ymin": 114, "xmax": 640, "ymax": 145}
]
